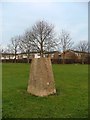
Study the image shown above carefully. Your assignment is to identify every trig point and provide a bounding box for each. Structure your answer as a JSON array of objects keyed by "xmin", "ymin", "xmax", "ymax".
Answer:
[{"xmin": 27, "ymin": 57, "xmax": 56, "ymax": 97}]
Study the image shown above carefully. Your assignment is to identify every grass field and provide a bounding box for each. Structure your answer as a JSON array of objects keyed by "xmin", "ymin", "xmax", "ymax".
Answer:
[
  {"xmin": 0, "ymin": 63, "xmax": 2, "ymax": 119},
  {"xmin": 2, "ymin": 63, "xmax": 88, "ymax": 118}
]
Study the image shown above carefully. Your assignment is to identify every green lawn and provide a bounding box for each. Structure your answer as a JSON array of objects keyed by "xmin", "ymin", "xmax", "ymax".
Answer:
[
  {"xmin": 2, "ymin": 63, "xmax": 88, "ymax": 118},
  {"xmin": 0, "ymin": 63, "xmax": 2, "ymax": 119}
]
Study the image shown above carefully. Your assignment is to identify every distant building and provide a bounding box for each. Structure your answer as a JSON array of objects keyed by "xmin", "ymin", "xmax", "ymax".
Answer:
[
  {"xmin": 61, "ymin": 50, "xmax": 78, "ymax": 60},
  {"xmin": 1, "ymin": 50, "xmax": 90, "ymax": 64}
]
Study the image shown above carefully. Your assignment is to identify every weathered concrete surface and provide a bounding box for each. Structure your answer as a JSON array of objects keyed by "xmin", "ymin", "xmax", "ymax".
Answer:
[{"xmin": 27, "ymin": 57, "xmax": 56, "ymax": 97}]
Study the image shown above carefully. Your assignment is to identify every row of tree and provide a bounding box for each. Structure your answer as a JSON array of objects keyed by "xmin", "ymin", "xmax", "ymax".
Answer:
[{"xmin": 1, "ymin": 20, "xmax": 89, "ymax": 63}]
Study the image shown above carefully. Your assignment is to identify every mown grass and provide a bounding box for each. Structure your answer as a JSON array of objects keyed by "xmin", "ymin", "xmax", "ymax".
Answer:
[
  {"xmin": 0, "ymin": 63, "xmax": 2, "ymax": 119},
  {"xmin": 2, "ymin": 63, "xmax": 88, "ymax": 118}
]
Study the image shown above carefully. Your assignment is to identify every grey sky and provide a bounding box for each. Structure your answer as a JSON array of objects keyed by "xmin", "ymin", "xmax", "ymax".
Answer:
[{"xmin": 0, "ymin": 0, "xmax": 88, "ymax": 48}]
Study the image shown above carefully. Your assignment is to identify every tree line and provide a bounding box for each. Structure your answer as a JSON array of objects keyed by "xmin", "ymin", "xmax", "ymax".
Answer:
[{"xmin": 1, "ymin": 20, "xmax": 89, "ymax": 63}]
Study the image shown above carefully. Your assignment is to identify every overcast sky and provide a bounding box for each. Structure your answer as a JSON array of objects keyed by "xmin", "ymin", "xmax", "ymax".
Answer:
[{"xmin": 0, "ymin": 0, "xmax": 88, "ymax": 48}]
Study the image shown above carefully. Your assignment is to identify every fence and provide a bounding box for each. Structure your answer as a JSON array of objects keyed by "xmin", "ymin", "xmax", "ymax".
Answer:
[
  {"xmin": 1, "ymin": 58, "xmax": 90, "ymax": 64},
  {"xmin": 1, "ymin": 58, "xmax": 32, "ymax": 63},
  {"xmin": 51, "ymin": 58, "xmax": 90, "ymax": 64}
]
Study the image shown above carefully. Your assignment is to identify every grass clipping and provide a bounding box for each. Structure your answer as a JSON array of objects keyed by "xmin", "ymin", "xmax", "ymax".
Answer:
[{"xmin": 27, "ymin": 57, "xmax": 56, "ymax": 97}]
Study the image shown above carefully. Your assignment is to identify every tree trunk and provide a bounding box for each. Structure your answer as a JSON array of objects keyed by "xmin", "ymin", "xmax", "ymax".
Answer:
[
  {"xmin": 82, "ymin": 58, "xmax": 84, "ymax": 64},
  {"xmin": 40, "ymin": 42, "xmax": 43, "ymax": 57},
  {"xmin": 27, "ymin": 53, "xmax": 30, "ymax": 63},
  {"xmin": 14, "ymin": 53, "xmax": 16, "ymax": 63},
  {"xmin": 27, "ymin": 57, "xmax": 56, "ymax": 97},
  {"xmin": 63, "ymin": 52, "xmax": 65, "ymax": 64},
  {"xmin": 81, "ymin": 54, "xmax": 84, "ymax": 64}
]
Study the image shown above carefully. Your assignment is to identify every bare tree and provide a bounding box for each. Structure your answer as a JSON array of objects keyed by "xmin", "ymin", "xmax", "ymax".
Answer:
[
  {"xmin": 75, "ymin": 40, "xmax": 88, "ymax": 64},
  {"xmin": 88, "ymin": 41, "xmax": 90, "ymax": 53},
  {"xmin": 8, "ymin": 36, "xmax": 20, "ymax": 62},
  {"xmin": 29, "ymin": 20, "xmax": 57, "ymax": 57},
  {"xmin": 59, "ymin": 29, "xmax": 74, "ymax": 64},
  {"xmin": 0, "ymin": 44, "xmax": 2, "ymax": 61},
  {"xmin": 19, "ymin": 31, "xmax": 33, "ymax": 63},
  {"xmin": 0, "ymin": 44, "xmax": 2, "ymax": 53},
  {"xmin": 77, "ymin": 41, "xmax": 88, "ymax": 52}
]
